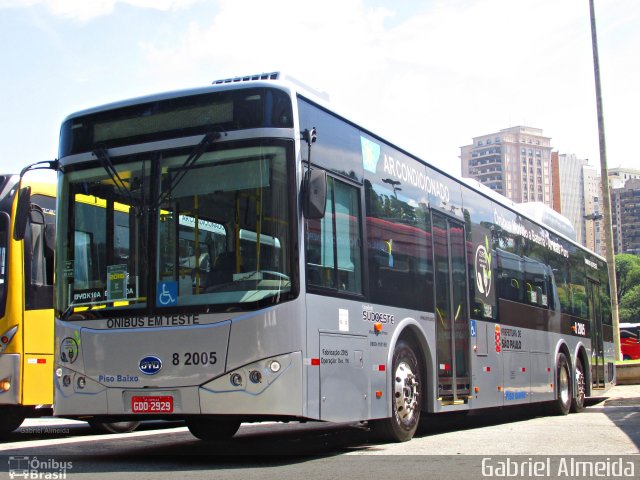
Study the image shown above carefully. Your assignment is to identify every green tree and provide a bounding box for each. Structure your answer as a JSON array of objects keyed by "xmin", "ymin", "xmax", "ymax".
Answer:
[
  {"xmin": 616, "ymin": 254, "xmax": 640, "ymax": 323},
  {"xmin": 615, "ymin": 254, "xmax": 640, "ymax": 304},
  {"xmin": 619, "ymin": 284, "xmax": 640, "ymax": 323}
]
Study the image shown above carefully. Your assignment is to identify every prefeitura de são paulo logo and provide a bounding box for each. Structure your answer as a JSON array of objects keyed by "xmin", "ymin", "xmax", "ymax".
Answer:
[{"xmin": 475, "ymin": 236, "xmax": 492, "ymax": 298}]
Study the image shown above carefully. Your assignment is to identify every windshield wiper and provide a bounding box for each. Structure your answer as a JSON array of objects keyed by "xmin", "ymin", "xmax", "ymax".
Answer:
[
  {"xmin": 59, "ymin": 304, "xmax": 74, "ymax": 322},
  {"xmin": 153, "ymin": 128, "xmax": 226, "ymax": 209},
  {"xmin": 92, "ymin": 146, "xmax": 140, "ymax": 214},
  {"xmin": 59, "ymin": 302, "xmax": 99, "ymax": 321},
  {"xmin": 59, "ymin": 303, "xmax": 101, "ymax": 322}
]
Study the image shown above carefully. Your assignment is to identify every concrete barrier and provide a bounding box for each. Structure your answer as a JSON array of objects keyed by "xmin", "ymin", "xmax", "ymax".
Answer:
[{"xmin": 616, "ymin": 363, "xmax": 640, "ymax": 385}]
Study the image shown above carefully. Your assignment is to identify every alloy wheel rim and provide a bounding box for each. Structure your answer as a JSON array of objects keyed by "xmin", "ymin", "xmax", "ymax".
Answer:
[
  {"xmin": 576, "ymin": 366, "xmax": 585, "ymax": 406},
  {"xmin": 559, "ymin": 364, "xmax": 570, "ymax": 406},
  {"xmin": 394, "ymin": 361, "xmax": 419, "ymax": 425}
]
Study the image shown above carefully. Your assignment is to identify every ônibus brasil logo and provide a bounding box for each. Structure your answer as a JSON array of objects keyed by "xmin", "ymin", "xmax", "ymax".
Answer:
[
  {"xmin": 138, "ymin": 355, "xmax": 163, "ymax": 375},
  {"xmin": 8, "ymin": 456, "xmax": 73, "ymax": 479},
  {"xmin": 475, "ymin": 236, "xmax": 492, "ymax": 298}
]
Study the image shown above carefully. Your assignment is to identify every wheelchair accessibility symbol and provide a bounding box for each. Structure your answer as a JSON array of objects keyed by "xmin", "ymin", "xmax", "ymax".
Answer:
[{"xmin": 157, "ymin": 281, "xmax": 178, "ymax": 306}]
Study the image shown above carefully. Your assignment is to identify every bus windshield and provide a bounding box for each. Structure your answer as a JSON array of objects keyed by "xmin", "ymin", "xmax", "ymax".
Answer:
[{"xmin": 56, "ymin": 140, "xmax": 293, "ymax": 318}]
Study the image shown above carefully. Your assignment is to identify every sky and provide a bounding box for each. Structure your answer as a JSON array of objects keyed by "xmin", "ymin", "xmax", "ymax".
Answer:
[{"xmin": 0, "ymin": 0, "xmax": 638, "ymax": 178}]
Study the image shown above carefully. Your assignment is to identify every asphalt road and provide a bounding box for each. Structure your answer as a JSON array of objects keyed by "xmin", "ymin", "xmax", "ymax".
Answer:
[{"xmin": 0, "ymin": 385, "xmax": 638, "ymax": 479}]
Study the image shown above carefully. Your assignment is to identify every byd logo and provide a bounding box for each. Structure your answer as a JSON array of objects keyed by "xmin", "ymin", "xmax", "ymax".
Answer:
[{"xmin": 139, "ymin": 355, "xmax": 163, "ymax": 375}]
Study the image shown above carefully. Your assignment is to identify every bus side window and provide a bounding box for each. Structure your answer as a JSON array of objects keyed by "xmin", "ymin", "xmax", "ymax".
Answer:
[
  {"xmin": 509, "ymin": 278, "xmax": 521, "ymax": 301},
  {"xmin": 495, "ymin": 249, "xmax": 523, "ymax": 304},
  {"xmin": 522, "ymin": 255, "xmax": 549, "ymax": 308},
  {"xmin": 44, "ymin": 222, "xmax": 55, "ymax": 286},
  {"xmin": 30, "ymin": 219, "xmax": 47, "ymax": 286},
  {"xmin": 305, "ymin": 175, "xmax": 362, "ymax": 295},
  {"xmin": 25, "ymin": 205, "xmax": 54, "ymax": 310},
  {"xmin": 364, "ymin": 181, "xmax": 432, "ymax": 312}
]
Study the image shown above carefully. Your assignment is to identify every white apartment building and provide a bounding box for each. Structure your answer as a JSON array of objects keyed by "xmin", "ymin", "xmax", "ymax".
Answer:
[{"xmin": 461, "ymin": 126, "xmax": 553, "ymax": 207}]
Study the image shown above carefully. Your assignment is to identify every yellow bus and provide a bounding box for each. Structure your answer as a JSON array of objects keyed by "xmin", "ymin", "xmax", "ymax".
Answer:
[{"xmin": 0, "ymin": 173, "xmax": 139, "ymax": 434}]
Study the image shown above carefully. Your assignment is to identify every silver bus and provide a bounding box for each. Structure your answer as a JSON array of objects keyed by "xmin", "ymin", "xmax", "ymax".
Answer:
[{"xmin": 50, "ymin": 73, "xmax": 614, "ymax": 442}]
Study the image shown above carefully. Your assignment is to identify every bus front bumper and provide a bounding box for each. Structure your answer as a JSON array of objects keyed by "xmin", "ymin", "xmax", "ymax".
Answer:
[{"xmin": 54, "ymin": 351, "xmax": 303, "ymax": 418}]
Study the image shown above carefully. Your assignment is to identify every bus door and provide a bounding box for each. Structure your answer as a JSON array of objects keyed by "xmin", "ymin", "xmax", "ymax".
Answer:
[
  {"xmin": 587, "ymin": 280, "xmax": 605, "ymax": 388},
  {"xmin": 432, "ymin": 212, "xmax": 470, "ymax": 404},
  {"xmin": 22, "ymin": 197, "xmax": 56, "ymax": 406}
]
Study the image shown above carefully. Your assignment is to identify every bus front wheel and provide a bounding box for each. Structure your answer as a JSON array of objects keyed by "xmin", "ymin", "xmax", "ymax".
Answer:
[
  {"xmin": 186, "ymin": 417, "xmax": 241, "ymax": 441},
  {"xmin": 371, "ymin": 340, "xmax": 421, "ymax": 442}
]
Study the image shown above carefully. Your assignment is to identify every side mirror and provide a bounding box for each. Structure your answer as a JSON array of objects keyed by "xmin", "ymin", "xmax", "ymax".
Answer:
[
  {"xmin": 303, "ymin": 169, "xmax": 327, "ymax": 219},
  {"xmin": 13, "ymin": 187, "xmax": 31, "ymax": 241}
]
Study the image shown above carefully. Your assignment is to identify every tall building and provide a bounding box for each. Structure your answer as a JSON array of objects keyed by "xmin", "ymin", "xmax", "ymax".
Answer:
[
  {"xmin": 583, "ymin": 165, "xmax": 602, "ymax": 255},
  {"xmin": 611, "ymin": 178, "xmax": 640, "ymax": 255},
  {"xmin": 460, "ymin": 126, "xmax": 553, "ymax": 207},
  {"xmin": 551, "ymin": 151, "xmax": 561, "ymax": 212},
  {"xmin": 550, "ymin": 153, "xmax": 589, "ymax": 245},
  {"xmin": 578, "ymin": 167, "xmax": 640, "ymax": 257}
]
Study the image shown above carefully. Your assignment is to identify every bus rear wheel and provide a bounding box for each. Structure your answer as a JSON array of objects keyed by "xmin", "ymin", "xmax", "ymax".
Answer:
[
  {"xmin": 549, "ymin": 352, "xmax": 572, "ymax": 415},
  {"xmin": 570, "ymin": 358, "xmax": 586, "ymax": 413},
  {"xmin": 186, "ymin": 417, "xmax": 241, "ymax": 441},
  {"xmin": 371, "ymin": 340, "xmax": 421, "ymax": 442}
]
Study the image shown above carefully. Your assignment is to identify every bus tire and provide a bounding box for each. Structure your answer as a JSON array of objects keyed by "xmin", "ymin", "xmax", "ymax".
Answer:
[
  {"xmin": 571, "ymin": 358, "xmax": 586, "ymax": 413},
  {"xmin": 371, "ymin": 340, "xmax": 421, "ymax": 442},
  {"xmin": 549, "ymin": 352, "xmax": 572, "ymax": 416},
  {"xmin": 0, "ymin": 406, "xmax": 27, "ymax": 436},
  {"xmin": 88, "ymin": 420, "xmax": 141, "ymax": 434},
  {"xmin": 186, "ymin": 417, "xmax": 241, "ymax": 441}
]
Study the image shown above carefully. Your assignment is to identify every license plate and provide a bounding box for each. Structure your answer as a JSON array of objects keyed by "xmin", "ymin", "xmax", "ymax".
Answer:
[{"xmin": 131, "ymin": 395, "xmax": 174, "ymax": 413}]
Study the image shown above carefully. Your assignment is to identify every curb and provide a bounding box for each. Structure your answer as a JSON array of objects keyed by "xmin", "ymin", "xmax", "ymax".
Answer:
[{"xmin": 616, "ymin": 363, "xmax": 640, "ymax": 385}]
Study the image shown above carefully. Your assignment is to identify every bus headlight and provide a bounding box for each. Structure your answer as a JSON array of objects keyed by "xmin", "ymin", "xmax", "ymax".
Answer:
[
  {"xmin": 269, "ymin": 360, "xmax": 281, "ymax": 373},
  {"xmin": 202, "ymin": 352, "xmax": 296, "ymax": 395}
]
